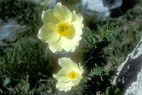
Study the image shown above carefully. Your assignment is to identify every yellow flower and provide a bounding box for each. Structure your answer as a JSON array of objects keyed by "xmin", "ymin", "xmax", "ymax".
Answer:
[
  {"xmin": 53, "ymin": 57, "xmax": 84, "ymax": 92},
  {"xmin": 38, "ymin": 2, "xmax": 83, "ymax": 53}
]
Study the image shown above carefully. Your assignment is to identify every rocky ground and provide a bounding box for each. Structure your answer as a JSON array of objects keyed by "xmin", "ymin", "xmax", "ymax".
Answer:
[{"xmin": 0, "ymin": 0, "xmax": 142, "ymax": 95}]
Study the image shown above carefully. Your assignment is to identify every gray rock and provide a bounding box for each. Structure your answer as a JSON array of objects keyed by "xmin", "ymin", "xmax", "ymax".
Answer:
[
  {"xmin": 17, "ymin": 0, "xmax": 57, "ymax": 6},
  {"xmin": 81, "ymin": 0, "xmax": 122, "ymax": 17},
  {"xmin": 113, "ymin": 37, "xmax": 142, "ymax": 95},
  {"xmin": 0, "ymin": 41, "xmax": 7, "ymax": 47},
  {"xmin": 41, "ymin": 0, "xmax": 57, "ymax": 8},
  {"xmin": 125, "ymin": 68, "xmax": 142, "ymax": 95},
  {"xmin": 18, "ymin": 0, "xmax": 42, "ymax": 4},
  {"xmin": 103, "ymin": 0, "xmax": 122, "ymax": 10},
  {"xmin": 0, "ymin": 19, "xmax": 26, "ymax": 43}
]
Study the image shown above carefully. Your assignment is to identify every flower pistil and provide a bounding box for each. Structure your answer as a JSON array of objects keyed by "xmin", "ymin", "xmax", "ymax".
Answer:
[{"xmin": 56, "ymin": 21, "xmax": 71, "ymax": 36}]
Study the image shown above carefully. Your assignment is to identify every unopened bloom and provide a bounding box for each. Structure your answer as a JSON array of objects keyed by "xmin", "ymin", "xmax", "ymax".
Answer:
[
  {"xmin": 53, "ymin": 57, "xmax": 83, "ymax": 92},
  {"xmin": 38, "ymin": 2, "xmax": 83, "ymax": 53}
]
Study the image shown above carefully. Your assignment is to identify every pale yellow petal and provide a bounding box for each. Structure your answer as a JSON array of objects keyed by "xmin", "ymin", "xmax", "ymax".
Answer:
[
  {"xmin": 61, "ymin": 5, "xmax": 72, "ymax": 22},
  {"xmin": 79, "ymin": 63, "xmax": 84, "ymax": 74},
  {"xmin": 53, "ymin": 2, "xmax": 72, "ymax": 22},
  {"xmin": 65, "ymin": 25, "xmax": 75, "ymax": 40},
  {"xmin": 56, "ymin": 82, "xmax": 73, "ymax": 92},
  {"xmin": 73, "ymin": 64, "xmax": 83, "ymax": 87},
  {"xmin": 61, "ymin": 22, "xmax": 83, "ymax": 52},
  {"xmin": 62, "ymin": 38, "xmax": 77, "ymax": 52},
  {"xmin": 73, "ymin": 74, "xmax": 83, "ymax": 87},
  {"xmin": 73, "ymin": 24, "xmax": 83, "ymax": 37},
  {"xmin": 38, "ymin": 23, "xmax": 60, "ymax": 43},
  {"xmin": 48, "ymin": 37, "xmax": 64, "ymax": 53},
  {"xmin": 42, "ymin": 10, "xmax": 59, "ymax": 24},
  {"xmin": 71, "ymin": 12, "xmax": 83, "ymax": 37},
  {"xmin": 72, "ymin": 11, "xmax": 83, "ymax": 25},
  {"xmin": 53, "ymin": 69, "xmax": 71, "ymax": 82},
  {"xmin": 62, "ymin": 35, "xmax": 81, "ymax": 52},
  {"xmin": 53, "ymin": 3, "xmax": 65, "ymax": 21},
  {"xmin": 58, "ymin": 57, "xmax": 78, "ymax": 70},
  {"xmin": 75, "ymin": 13, "xmax": 83, "ymax": 24}
]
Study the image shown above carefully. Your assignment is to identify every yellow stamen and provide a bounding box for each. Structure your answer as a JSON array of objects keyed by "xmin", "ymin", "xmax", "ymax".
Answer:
[
  {"xmin": 67, "ymin": 71, "xmax": 78, "ymax": 80},
  {"xmin": 56, "ymin": 21, "xmax": 71, "ymax": 36}
]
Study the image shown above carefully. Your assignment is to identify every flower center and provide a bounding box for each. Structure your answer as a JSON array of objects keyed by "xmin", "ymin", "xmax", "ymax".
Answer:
[
  {"xmin": 56, "ymin": 21, "xmax": 71, "ymax": 36},
  {"xmin": 67, "ymin": 71, "xmax": 78, "ymax": 80}
]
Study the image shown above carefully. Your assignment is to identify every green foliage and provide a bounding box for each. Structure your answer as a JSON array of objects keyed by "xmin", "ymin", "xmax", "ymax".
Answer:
[
  {"xmin": 81, "ymin": 23, "xmax": 117, "ymax": 71},
  {"xmin": 0, "ymin": 0, "xmax": 34, "ymax": 23},
  {"xmin": 82, "ymin": 23, "xmax": 120, "ymax": 95},
  {"xmin": 124, "ymin": 1, "xmax": 142, "ymax": 21},
  {"xmin": 0, "ymin": 36, "xmax": 54, "ymax": 94},
  {"xmin": 102, "ymin": 86, "xmax": 121, "ymax": 95},
  {"xmin": 0, "ymin": 0, "xmax": 41, "ymax": 33},
  {"xmin": 82, "ymin": 19, "xmax": 141, "ymax": 94}
]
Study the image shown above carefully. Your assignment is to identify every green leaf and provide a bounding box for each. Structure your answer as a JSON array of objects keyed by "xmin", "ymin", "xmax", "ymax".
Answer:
[{"xmin": 3, "ymin": 77, "xmax": 11, "ymax": 87}]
